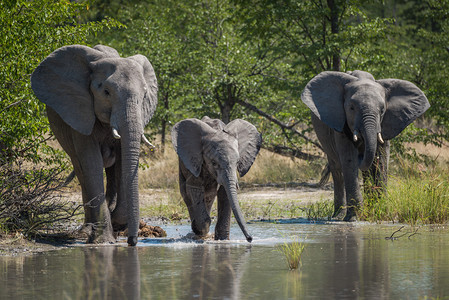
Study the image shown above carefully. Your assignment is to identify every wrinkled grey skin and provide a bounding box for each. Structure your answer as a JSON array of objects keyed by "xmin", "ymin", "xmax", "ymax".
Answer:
[
  {"xmin": 171, "ymin": 117, "xmax": 262, "ymax": 242},
  {"xmin": 301, "ymin": 70, "xmax": 430, "ymax": 221},
  {"xmin": 31, "ymin": 45, "xmax": 158, "ymax": 245}
]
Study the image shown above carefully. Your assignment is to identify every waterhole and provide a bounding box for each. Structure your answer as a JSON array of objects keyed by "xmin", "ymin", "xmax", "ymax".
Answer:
[{"xmin": 2, "ymin": 222, "xmax": 449, "ymax": 299}]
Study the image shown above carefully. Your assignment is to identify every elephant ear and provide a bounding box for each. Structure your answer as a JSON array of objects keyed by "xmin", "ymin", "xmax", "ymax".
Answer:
[
  {"xmin": 377, "ymin": 79, "xmax": 430, "ymax": 140},
  {"xmin": 225, "ymin": 119, "xmax": 262, "ymax": 177},
  {"xmin": 128, "ymin": 55, "xmax": 158, "ymax": 127},
  {"xmin": 301, "ymin": 71, "xmax": 356, "ymax": 132},
  {"xmin": 201, "ymin": 116, "xmax": 226, "ymax": 131},
  {"xmin": 31, "ymin": 45, "xmax": 106, "ymax": 135},
  {"xmin": 171, "ymin": 118, "xmax": 216, "ymax": 177}
]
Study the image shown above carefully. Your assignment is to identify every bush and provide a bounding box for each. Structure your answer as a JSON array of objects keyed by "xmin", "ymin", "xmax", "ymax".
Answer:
[{"xmin": 0, "ymin": 161, "xmax": 82, "ymax": 236}]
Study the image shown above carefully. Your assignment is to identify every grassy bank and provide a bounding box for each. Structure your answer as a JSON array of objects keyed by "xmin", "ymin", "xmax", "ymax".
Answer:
[{"xmin": 360, "ymin": 159, "xmax": 449, "ymax": 225}]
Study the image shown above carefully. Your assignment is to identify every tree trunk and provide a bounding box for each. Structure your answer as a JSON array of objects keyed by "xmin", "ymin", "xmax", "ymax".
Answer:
[
  {"xmin": 160, "ymin": 89, "xmax": 170, "ymax": 153},
  {"xmin": 327, "ymin": 0, "xmax": 341, "ymax": 71}
]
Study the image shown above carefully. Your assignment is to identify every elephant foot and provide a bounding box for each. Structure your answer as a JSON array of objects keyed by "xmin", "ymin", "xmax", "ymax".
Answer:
[
  {"xmin": 214, "ymin": 233, "xmax": 229, "ymax": 241},
  {"xmin": 86, "ymin": 223, "xmax": 116, "ymax": 244},
  {"xmin": 87, "ymin": 232, "xmax": 116, "ymax": 244},
  {"xmin": 127, "ymin": 236, "xmax": 138, "ymax": 246},
  {"xmin": 112, "ymin": 222, "xmax": 128, "ymax": 232},
  {"xmin": 194, "ymin": 233, "xmax": 214, "ymax": 241},
  {"xmin": 343, "ymin": 210, "xmax": 358, "ymax": 222},
  {"xmin": 191, "ymin": 218, "xmax": 211, "ymax": 237},
  {"xmin": 78, "ymin": 223, "xmax": 94, "ymax": 237},
  {"xmin": 332, "ymin": 208, "xmax": 347, "ymax": 221}
]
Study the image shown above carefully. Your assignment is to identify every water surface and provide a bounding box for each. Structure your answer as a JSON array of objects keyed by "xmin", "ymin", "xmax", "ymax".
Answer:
[{"xmin": 2, "ymin": 222, "xmax": 449, "ymax": 299}]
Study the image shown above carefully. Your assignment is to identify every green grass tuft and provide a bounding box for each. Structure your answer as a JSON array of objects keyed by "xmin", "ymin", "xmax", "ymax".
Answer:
[
  {"xmin": 305, "ymin": 200, "xmax": 333, "ymax": 221},
  {"xmin": 277, "ymin": 236, "xmax": 307, "ymax": 270}
]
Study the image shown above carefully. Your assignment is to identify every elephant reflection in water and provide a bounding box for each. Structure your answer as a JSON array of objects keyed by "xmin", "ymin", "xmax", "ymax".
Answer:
[
  {"xmin": 302, "ymin": 228, "xmax": 389, "ymax": 298},
  {"xmin": 82, "ymin": 247, "xmax": 140, "ymax": 299},
  {"xmin": 183, "ymin": 245, "xmax": 251, "ymax": 299}
]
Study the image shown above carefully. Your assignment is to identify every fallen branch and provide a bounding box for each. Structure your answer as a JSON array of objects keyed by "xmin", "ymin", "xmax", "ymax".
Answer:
[{"xmin": 263, "ymin": 144, "xmax": 321, "ymax": 161}]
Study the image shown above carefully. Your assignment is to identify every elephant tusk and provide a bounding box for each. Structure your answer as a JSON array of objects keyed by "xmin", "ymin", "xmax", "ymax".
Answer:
[
  {"xmin": 353, "ymin": 130, "xmax": 358, "ymax": 142},
  {"xmin": 141, "ymin": 134, "xmax": 156, "ymax": 150},
  {"xmin": 112, "ymin": 128, "xmax": 121, "ymax": 139},
  {"xmin": 378, "ymin": 132, "xmax": 385, "ymax": 144}
]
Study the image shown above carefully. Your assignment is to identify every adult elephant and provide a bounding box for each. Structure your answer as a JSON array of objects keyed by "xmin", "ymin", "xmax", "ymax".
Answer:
[
  {"xmin": 171, "ymin": 117, "xmax": 262, "ymax": 242},
  {"xmin": 301, "ymin": 70, "xmax": 430, "ymax": 221},
  {"xmin": 31, "ymin": 45, "xmax": 158, "ymax": 246}
]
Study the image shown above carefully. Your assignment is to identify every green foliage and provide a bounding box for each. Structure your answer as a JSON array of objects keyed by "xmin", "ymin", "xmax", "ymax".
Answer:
[
  {"xmin": 0, "ymin": 0, "xmax": 121, "ymax": 234},
  {"xmin": 0, "ymin": 0, "xmax": 122, "ymax": 165}
]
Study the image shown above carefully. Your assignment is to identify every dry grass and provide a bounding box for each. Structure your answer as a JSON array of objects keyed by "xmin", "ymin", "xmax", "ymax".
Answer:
[
  {"xmin": 240, "ymin": 149, "xmax": 324, "ymax": 185},
  {"xmin": 139, "ymin": 145, "xmax": 179, "ymax": 190},
  {"xmin": 138, "ymin": 146, "xmax": 324, "ymax": 189}
]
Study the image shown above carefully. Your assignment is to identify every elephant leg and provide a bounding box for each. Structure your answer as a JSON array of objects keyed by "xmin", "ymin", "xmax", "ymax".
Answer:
[
  {"xmin": 72, "ymin": 132, "xmax": 115, "ymax": 243},
  {"xmin": 328, "ymin": 158, "xmax": 346, "ymax": 219},
  {"xmin": 215, "ymin": 185, "xmax": 231, "ymax": 240},
  {"xmin": 312, "ymin": 114, "xmax": 346, "ymax": 218},
  {"xmin": 335, "ymin": 132, "xmax": 362, "ymax": 222},
  {"xmin": 179, "ymin": 161, "xmax": 212, "ymax": 236},
  {"xmin": 204, "ymin": 181, "xmax": 218, "ymax": 215},
  {"xmin": 186, "ymin": 184, "xmax": 211, "ymax": 236},
  {"xmin": 363, "ymin": 141, "xmax": 390, "ymax": 198},
  {"xmin": 105, "ymin": 166, "xmax": 117, "ymax": 212}
]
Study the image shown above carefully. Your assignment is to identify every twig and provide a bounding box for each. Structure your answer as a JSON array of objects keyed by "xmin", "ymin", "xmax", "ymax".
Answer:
[
  {"xmin": 385, "ymin": 226, "xmax": 420, "ymax": 240},
  {"xmin": 385, "ymin": 226, "xmax": 405, "ymax": 240}
]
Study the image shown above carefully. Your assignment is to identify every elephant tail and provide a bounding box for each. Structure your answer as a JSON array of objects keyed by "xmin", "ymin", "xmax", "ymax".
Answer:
[
  {"xmin": 319, "ymin": 164, "xmax": 331, "ymax": 187},
  {"xmin": 63, "ymin": 170, "xmax": 76, "ymax": 187}
]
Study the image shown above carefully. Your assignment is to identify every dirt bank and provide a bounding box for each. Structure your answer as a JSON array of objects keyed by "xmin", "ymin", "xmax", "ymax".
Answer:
[{"xmin": 0, "ymin": 185, "xmax": 333, "ymax": 256}]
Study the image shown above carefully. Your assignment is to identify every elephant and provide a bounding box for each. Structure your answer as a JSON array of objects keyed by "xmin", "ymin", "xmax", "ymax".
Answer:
[
  {"xmin": 301, "ymin": 70, "xmax": 430, "ymax": 221},
  {"xmin": 31, "ymin": 44, "xmax": 158, "ymax": 246},
  {"xmin": 171, "ymin": 116, "xmax": 262, "ymax": 242}
]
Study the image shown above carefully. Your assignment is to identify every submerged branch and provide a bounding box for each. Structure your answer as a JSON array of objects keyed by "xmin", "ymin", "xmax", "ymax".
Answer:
[{"xmin": 385, "ymin": 226, "xmax": 420, "ymax": 240}]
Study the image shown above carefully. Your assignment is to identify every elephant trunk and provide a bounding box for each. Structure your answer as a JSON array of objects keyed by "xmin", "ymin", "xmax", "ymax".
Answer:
[
  {"xmin": 118, "ymin": 104, "xmax": 143, "ymax": 246},
  {"xmin": 359, "ymin": 116, "xmax": 379, "ymax": 171},
  {"xmin": 223, "ymin": 172, "xmax": 252, "ymax": 242}
]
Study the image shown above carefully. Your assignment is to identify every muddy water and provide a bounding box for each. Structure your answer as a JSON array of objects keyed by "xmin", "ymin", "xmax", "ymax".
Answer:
[{"xmin": 2, "ymin": 222, "xmax": 449, "ymax": 299}]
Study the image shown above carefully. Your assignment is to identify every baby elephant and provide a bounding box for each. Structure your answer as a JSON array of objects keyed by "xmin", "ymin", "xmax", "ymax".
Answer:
[{"xmin": 171, "ymin": 117, "xmax": 262, "ymax": 242}]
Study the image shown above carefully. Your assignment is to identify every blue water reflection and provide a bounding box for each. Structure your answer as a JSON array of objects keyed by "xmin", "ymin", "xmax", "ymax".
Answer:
[{"xmin": 1, "ymin": 222, "xmax": 449, "ymax": 299}]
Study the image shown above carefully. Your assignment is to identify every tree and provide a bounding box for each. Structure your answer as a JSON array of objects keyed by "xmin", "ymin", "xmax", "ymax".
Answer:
[{"xmin": 0, "ymin": 0, "xmax": 121, "ymax": 234}]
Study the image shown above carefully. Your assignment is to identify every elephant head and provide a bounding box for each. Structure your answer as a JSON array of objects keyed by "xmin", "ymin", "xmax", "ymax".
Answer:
[
  {"xmin": 31, "ymin": 45, "xmax": 158, "ymax": 245},
  {"xmin": 301, "ymin": 71, "xmax": 429, "ymax": 171},
  {"xmin": 171, "ymin": 117, "xmax": 262, "ymax": 242}
]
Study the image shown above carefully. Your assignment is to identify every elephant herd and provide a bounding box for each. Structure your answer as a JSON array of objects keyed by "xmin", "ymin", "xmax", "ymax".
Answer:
[{"xmin": 31, "ymin": 45, "xmax": 430, "ymax": 246}]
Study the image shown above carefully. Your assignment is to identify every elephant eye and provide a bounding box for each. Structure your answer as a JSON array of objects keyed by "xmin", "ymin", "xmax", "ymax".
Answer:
[
  {"xmin": 211, "ymin": 160, "xmax": 218, "ymax": 168},
  {"xmin": 104, "ymin": 89, "xmax": 110, "ymax": 96}
]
